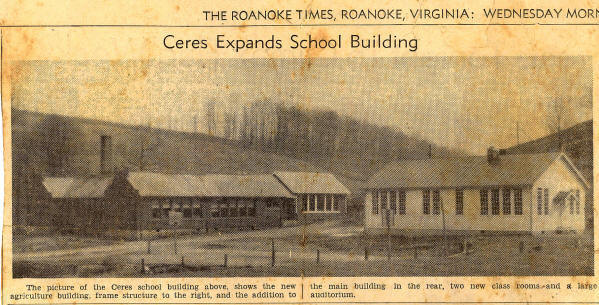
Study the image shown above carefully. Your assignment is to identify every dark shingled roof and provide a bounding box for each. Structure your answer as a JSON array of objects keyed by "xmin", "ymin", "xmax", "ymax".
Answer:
[
  {"xmin": 273, "ymin": 171, "xmax": 351, "ymax": 195},
  {"xmin": 364, "ymin": 152, "xmax": 584, "ymax": 189}
]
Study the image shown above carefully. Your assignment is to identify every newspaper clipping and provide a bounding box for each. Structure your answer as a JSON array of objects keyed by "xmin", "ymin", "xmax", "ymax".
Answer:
[{"xmin": 1, "ymin": 0, "xmax": 598, "ymax": 304}]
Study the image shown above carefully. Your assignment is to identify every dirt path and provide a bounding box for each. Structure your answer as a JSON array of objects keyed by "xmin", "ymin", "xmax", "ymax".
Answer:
[{"xmin": 13, "ymin": 220, "xmax": 362, "ymax": 263}]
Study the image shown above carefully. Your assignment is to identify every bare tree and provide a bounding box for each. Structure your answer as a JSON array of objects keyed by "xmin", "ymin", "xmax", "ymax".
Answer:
[
  {"xmin": 130, "ymin": 120, "xmax": 161, "ymax": 171},
  {"xmin": 241, "ymin": 105, "xmax": 249, "ymax": 146},
  {"xmin": 547, "ymin": 97, "xmax": 568, "ymax": 150},
  {"xmin": 223, "ymin": 111, "xmax": 237, "ymax": 140},
  {"xmin": 274, "ymin": 105, "xmax": 289, "ymax": 150},
  {"xmin": 204, "ymin": 100, "xmax": 217, "ymax": 136},
  {"xmin": 37, "ymin": 114, "xmax": 82, "ymax": 175}
]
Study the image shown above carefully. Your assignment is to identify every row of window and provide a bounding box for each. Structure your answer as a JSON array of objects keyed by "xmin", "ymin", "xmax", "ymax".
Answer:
[
  {"xmin": 151, "ymin": 198, "xmax": 259, "ymax": 219},
  {"xmin": 372, "ymin": 190, "xmax": 406, "ymax": 215},
  {"xmin": 209, "ymin": 200, "xmax": 257, "ymax": 218},
  {"xmin": 480, "ymin": 189, "xmax": 523, "ymax": 215},
  {"xmin": 300, "ymin": 194, "xmax": 343, "ymax": 212},
  {"xmin": 536, "ymin": 188, "xmax": 580, "ymax": 215},
  {"xmin": 371, "ymin": 188, "xmax": 523, "ymax": 216},
  {"xmin": 422, "ymin": 190, "xmax": 441, "ymax": 215}
]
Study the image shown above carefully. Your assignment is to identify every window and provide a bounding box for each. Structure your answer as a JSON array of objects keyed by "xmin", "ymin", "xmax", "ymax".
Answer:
[
  {"xmin": 514, "ymin": 189, "xmax": 523, "ymax": 215},
  {"xmin": 317, "ymin": 195, "xmax": 325, "ymax": 211},
  {"xmin": 333, "ymin": 195, "xmax": 342, "ymax": 211},
  {"xmin": 480, "ymin": 189, "xmax": 488, "ymax": 215},
  {"xmin": 183, "ymin": 198, "xmax": 192, "ymax": 218},
  {"xmin": 210, "ymin": 202, "xmax": 219, "ymax": 218},
  {"xmin": 193, "ymin": 205, "xmax": 203, "ymax": 218},
  {"xmin": 576, "ymin": 190, "xmax": 581, "ymax": 215},
  {"xmin": 152, "ymin": 208, "xmax": 161, "ymax": 218},
  {"xmin": 569, "ymin": 195, "xmax": 575, "ymax": 215},
  {"xmin": 537, "ymin": 188, "xmax": 543, "ymax": 215},
  {"xmin": 151, "ymin": 200, "xmax": 161, "ymax": 218},
  {"xmin": 172, "ymin": 198, "xmax": 182, "ymax": 212},
  {"xmin": 248, "ymin": 200, "xmax": 256, "ymax": 216},
  {"xmin": 220, "ymin": 200, "xmax": 229, "ymax": 217},
  {"xmin": 389, "ymin": 191, "xmax": 397, "ymax": 214},
  {"xmin": 423, "ymin": 190, "xmax": 430, "ymax": 215},
  {"xmin": 491, "ymin": 189, "xmax": 500, "ymax": 215},
  {"xmin": 380, "ymin": 191, "xmax": 388, "ymax": 210},
  {"xmin": 238, "ymin": 200, "xmax": 247, "ymax": 217},
  {"xmin": 309, "ymin": 194, "xmax": 316, "ymax": 211},
  {"xmin": 502, "ymin": 188, "xmax": 511, "ymax": 215},
  {"xmin": 162, "ymin": 201, "xmax": 171, "ymax": 217},
  {"xmin": 326, "ymin": 195, "xmax": 332, "ymax": 211},
  {"xmin": 432, "ymin": 190, "xmax": 440, "ymax": 215},
  {"xmin": 372, "ymin": 191, "xmax": 379, "ymax": 215},
  {"xmin": 398, "ymin": 191, "xmax": 406, "ymax": 215},
  {"xmin": 455, "ymin": 190, "xmax": 463, "ymax": 215},
  {"xmin": 229, "ymin": 199, "xmax": 238, "ymax": 217},
  {"xmin": 544, "ymin": 188, "xmax": 549, "ymax": 215},
  {"xmin": 266, "ymin": 198, "xmax": 280, "ymax": 208},
  {"xmin": 301, "ymin": 195, "xmax": 308, "ymax": 212}
]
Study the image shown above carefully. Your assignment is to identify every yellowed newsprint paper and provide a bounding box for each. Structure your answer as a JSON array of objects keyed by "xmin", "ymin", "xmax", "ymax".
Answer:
[{"xmin": 1, "ymin": 0, "xmax": 598, "ymax": 304}]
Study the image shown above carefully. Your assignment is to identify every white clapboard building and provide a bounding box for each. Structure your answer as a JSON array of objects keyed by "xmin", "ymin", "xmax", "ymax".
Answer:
[{"xmin": 363, "ymin": 150, "xmax": 589, "ymax": 235}]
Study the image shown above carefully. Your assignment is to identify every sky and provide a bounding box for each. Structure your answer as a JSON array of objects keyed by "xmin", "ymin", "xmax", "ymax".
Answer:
[{"xmin": 9, "ymin": 56, "xmax": 592, "ymax": 155}]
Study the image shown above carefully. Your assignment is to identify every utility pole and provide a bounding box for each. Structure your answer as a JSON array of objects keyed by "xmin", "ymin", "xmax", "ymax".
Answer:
[
  {"xmin": 516, "ymin": 96, "xmax": 521, "ymax": 145},
  {"xmin": 516, "ymin": 121, "xmax": 520, "ymax": 145},
  {"xmin": 441, "ymin": 197, "xmax": 447, "ymax": 257},
  {"xmin": 385, "ymin": 209, "xmax": 391, "ymax": 260},
  {"xmin": 302, "ymin": 197, "xmax": 307, "ymax": 247}
]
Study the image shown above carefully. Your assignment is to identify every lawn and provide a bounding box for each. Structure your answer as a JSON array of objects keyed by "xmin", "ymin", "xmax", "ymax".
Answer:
[
  {"xmin": 12, "ymin": 234, "xmax": 121, "ymax": 253},
  {"xmin": 13, "ymin": 227, "xmax": 593, "ymax": 277}
]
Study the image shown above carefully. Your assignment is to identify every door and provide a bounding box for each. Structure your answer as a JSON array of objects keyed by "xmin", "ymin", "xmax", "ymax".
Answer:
[
  {"xmin": 283, "ymin": 199, "xmax": 297, "ymax": 220},
  {"xmin": 380, "ymin": 190, "xmax": 395, "ymax": 228}
]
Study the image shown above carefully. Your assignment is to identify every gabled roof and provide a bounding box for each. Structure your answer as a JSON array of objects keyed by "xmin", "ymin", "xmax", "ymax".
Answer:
[
  {"xmin": 42, "ymin": 176, "xmax": 114, "ymax": 199},
  {"xmin": 127, "ymin": 172, "xmax": 211, "ymax": 197},
  {"xmin": 203, "ymin": 174, "xmax": 295, "ymax": 198},
  {"xmin": 553, "ymin": 190, "xmax": 573, "ymax": 204},
  {"xmin": 364, "ymin": 152, "xmax": 584, "ymax": 189},
  {"xmin": 273, "ymin": 171, "xmax": 351, "ymax": 195},
  {"xmin": 127, "ymin": 172, "xmax": 294, "ymax": 198}
]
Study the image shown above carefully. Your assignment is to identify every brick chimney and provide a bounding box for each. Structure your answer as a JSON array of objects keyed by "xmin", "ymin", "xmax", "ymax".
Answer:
[
  {"xmin": 487, "ymin": 146, "xmax": 499, "ymax": 164},
  {"xmin": 487, "ymin": 146, "xmax": 506, "ymax": 164},
  {"xmin": 100, "ymin": 135, "xmax": 112, "ymax": 174}
]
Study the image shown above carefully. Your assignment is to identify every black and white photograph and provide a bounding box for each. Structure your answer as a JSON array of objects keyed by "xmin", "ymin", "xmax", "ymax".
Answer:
[{"xmin": 9, "ymin": 56, "xmax": 593, "ymax": 278}]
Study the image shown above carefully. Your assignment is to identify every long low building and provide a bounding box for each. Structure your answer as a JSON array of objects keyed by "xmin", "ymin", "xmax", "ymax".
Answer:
[
  {"xmin": 39, "ymin": 170, "xmax": 349, "ymax": 235},
  {"xmin": 363, "ymin": 151, "xmax": 589, "ymax": 235}
]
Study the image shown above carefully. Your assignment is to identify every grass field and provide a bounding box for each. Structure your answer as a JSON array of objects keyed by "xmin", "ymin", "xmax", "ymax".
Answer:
[
  {"xmin": 12, "ymin": 235, "xmax": 122, "ymax": 253},
  {"xmin": 12, "ymin": 221, "xmax": 594, "ymax": 277}
]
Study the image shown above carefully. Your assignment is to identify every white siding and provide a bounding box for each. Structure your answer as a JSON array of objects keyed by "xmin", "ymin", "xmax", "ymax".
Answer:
[
  {"xmin": 365, "ymin": 188, "xmax": 533, "ymax": 233},
  {"xmin": 364, "ymin": 155, "xmax": 587, "ymax": 234},
  {"xmin": 365, "ymin": 157, "xmax": 586, "ymax": 233},
  {"xmin": 532, "ymin": 156, "xmax": 586, "ymax": 232}
]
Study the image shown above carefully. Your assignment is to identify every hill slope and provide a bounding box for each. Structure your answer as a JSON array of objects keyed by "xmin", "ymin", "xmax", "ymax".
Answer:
[
  {"xmin": 12, "ymin": 108, "xmax": 464, "ymax": 194},
  {"xmin": 506, "ymin": 120, "xmax": 592, "ymax": 183},
  {"xmin": 12, "ymin": 109, "xmax": 320, "ymax": 176}
]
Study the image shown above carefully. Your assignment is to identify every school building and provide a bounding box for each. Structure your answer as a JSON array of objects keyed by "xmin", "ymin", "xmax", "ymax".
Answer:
[
  {"xmin": 38, "ymin": 170, "xmax": 350, "ymax": 236},
  {"xmin": 363, "ymin": 150, "xmax": 589, "ymax": 235}
]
